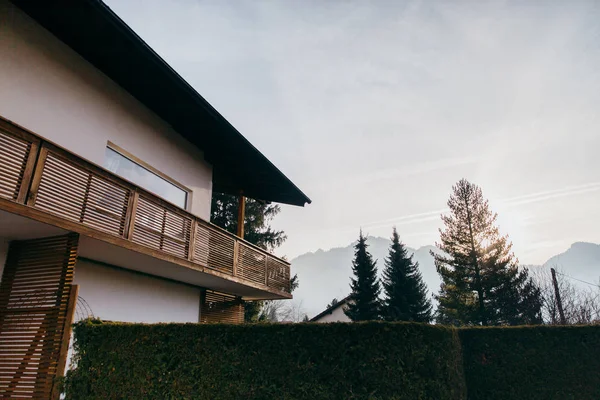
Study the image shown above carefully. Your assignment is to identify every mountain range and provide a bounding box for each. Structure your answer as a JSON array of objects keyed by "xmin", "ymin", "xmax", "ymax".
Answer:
[{"xmin": 290, "ymin": 237, "xmax": 600, "ymax": 318}]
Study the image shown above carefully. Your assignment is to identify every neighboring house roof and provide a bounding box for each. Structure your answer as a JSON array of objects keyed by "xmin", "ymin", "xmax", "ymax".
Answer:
[
  {"xmin": 310, "ymin": 295, "xmax": 351, "ymax": 322},
  {"xmin": 12, "ymin": 0, "xmax": 311, "ymax": 207}
]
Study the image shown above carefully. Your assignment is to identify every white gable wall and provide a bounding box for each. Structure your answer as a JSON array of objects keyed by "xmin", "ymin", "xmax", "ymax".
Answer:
[
  {"xmin": 313, "ymin": 303, "xmax": 352, "ymax": 323},
  {"xmin": 0, "ymin": 0, "xmax": 213, "ymax": 220}
]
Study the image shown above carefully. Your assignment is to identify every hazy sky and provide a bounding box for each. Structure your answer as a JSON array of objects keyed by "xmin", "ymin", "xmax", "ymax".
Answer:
[{"xmin": 106, "ymin": 0, "xmax": 600, "ymax": 264}]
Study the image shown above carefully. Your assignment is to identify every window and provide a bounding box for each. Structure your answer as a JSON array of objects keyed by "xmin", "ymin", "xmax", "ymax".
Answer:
[{"xmin": 104, "ymin": 144, "xmax": 189, "ymax": 209}]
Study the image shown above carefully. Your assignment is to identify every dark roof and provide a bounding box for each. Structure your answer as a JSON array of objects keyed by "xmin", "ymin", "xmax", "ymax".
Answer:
[
  {"xmin": 310, "ymin": 295, "xmax": 351, "ymax": 321},
  {"xmin": 12, "ymin": 0, "xmax": 310, "ymax": 207}
]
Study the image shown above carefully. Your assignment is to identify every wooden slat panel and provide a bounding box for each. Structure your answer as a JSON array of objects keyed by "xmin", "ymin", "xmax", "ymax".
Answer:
[
  {"xmin": 131, "ymin": 196, "xmax": 191, "ymax": 259},
  {"xmin": 236, "ymin": 242, "xmax": 266, "ymax": 285},
  {"xmin": 0, "ymin": 127, "xmax": 33, "ymax": 202},
  {"xmin": 200, "ymin": 290, "xmax": 243, "ymax": 324},
  {"xmin": 0, "ymin": 234, "xmax": 79, "ymax": 400},
  {"xmin": 33, "ymin": 151, "xmax": 130, "ymax": 237},
  {"xmin": 194, "ymin": 223, "xmax": 235, "ymax": 275},
  {"xmin": 267, "ymin": 256, "xmax": 291, "ymax": 293}
]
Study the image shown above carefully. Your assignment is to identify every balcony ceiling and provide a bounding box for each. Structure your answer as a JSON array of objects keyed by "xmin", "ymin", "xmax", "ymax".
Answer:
[{"xmin": 11, "ymin": 0, "xmax": 311, "ymax": 207}]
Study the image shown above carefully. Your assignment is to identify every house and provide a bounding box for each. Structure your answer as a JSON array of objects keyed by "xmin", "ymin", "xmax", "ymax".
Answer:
[
  {"xmin": 0, "ymin": 0, "xmax": 309, "ymax": 397},
  {"xmin": 310, "ymin": 296, "xmax": 352, "ymax": 323}
]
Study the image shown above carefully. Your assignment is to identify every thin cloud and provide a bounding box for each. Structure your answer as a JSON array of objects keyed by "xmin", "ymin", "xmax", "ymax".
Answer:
[
  {"xmin": 352, "ymin": 181, "xmax": 600, "ymax": 232},
  {"xmin": 305, "ymin": 155, "xmax": 480, "ymax": 192},
  {"xmin": 334, "ymin": 209, "xmax": 446, "ymax": 234},
  {"xmin": 500, "ymin": 182, "xmax": 600, "ymax": 207}
]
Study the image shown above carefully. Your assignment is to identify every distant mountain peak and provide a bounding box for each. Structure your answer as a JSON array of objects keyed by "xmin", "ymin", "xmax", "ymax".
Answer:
[
  {"xmin": 543, "ymin": 242, "xmax": 600, "ymax": 280},
  {"xmin": 292, "ymin": 239, "xmax": 599, "ymax": 318},
  {"xmin": 569, "ymin": 242, "xmax": 599, "ymax": 251}
]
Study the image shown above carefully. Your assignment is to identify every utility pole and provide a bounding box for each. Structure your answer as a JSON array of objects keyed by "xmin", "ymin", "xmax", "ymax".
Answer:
[{"xmin": 551, "ymin": 268, "xmax": 566, "ymax": 325}]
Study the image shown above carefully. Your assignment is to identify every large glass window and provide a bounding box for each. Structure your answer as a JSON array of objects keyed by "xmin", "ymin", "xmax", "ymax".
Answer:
[{"xmin": 104, "ymin": 146, "xmax": 188, "ymax": 209}]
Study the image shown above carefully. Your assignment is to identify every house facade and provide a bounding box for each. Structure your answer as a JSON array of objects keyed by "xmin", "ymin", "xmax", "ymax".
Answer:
[
  {"xmin": 0, "ymin": 1, "xmax": 309, "ymax": 397},
  {"xmin": 310, "ymin": 296, "xmax": 352, "ymax": 323}
]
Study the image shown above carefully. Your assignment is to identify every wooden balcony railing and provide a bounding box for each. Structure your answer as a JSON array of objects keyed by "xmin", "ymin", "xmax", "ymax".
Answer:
[{"xmin": 0, "ymin": 118, "xmax": 291, "ymax": 295}]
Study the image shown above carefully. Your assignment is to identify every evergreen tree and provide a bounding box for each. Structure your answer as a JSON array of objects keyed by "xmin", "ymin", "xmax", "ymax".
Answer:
[
  {"xmin": 494, "ymin": 267, "xmax": 543, "ymax": 325},
  {"xmin": 211, "ymin": 192, "xmax": 295, "ymax": 322},
  {"xmin": 382, "ymin": 228, "xmax": 432, "ymax": 322},
  {"xmin": 344, "ymin": 231, "xmax": 381, "ymax": 321},
  {"xmin": 433, "ymin": 179, "xmax": 542, "ymax": 326},
  {"xmin": 211, "ymin": 193, "xmax": 286, "ymax": 252},
  {"xmin": 518, "ymin": 274, "xmax": 544, "ymax": 324}
]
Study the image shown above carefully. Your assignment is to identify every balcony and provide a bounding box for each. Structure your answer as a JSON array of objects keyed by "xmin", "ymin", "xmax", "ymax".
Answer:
[{"xmin": 0, "ymin": 117, "xmax": 291, "ymax": 299}]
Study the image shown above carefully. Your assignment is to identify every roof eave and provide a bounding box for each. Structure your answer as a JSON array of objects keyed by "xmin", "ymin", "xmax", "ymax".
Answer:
[{"xmin": 11, "ymin": 0, "xmax": 311, "ymax": 207}]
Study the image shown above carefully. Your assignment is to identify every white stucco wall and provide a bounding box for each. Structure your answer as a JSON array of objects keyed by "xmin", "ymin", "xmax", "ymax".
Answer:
[
  {"xmin": 314, "ymin": 302, "xmax": 352, "ymax": 323},
  {"xmin": 0, "ymin": 1, "xmax": 213, "ymax": 219},
  {"xmin": 73, "ymin": 260, "xmax": 201, "ymax": 323}
]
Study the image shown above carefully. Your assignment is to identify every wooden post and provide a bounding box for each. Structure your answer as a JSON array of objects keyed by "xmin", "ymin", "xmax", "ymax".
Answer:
[
  {"xmin": 551, "ymin": 268, "xmax": 566, "ymax": 325},
  {"xmin": 79, "ymin": 174, "xmax": 93, "ymax": 223},
  {"xmin": 26, "ymin": 145, "xmax": 48, "ymax": 206},
  {"xmin": 236, "ymin": 194, "xmax": 245, "ymax": 239},
  {"xmin": 159, "ymin": 208, "xmax": 168, "ymax": 251},
  {"xmin": 51, "ymin": 284, "xmax": 79, "ymax": 400},
  {"xmin": 16, "ymin": 140, "xmax": 40, "ymax": 203},
  {"xmin": 124, "ymin": 190, "xmax": 139, "ymax": 240},
  {"xmin": 188, "ymin": 219, "xmax": 197, "ymax": 262},
  {"xmin": 232, "ymin": 240, "xmax": 239, "ymax": 276},
  {"xmin": 265, "ymin": 256, "xmax": 269, "ymax": 286}
]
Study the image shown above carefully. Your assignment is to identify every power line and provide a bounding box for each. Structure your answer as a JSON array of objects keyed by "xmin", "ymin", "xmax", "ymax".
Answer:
[{"xmin": 555, "ymin": 271, "xmax": 600, "ymax": 289}]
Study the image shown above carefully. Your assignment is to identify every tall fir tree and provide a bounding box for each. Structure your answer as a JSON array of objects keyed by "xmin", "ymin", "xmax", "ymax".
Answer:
[
  {"xmin": 344, "ymin": 231, "xmax": 381, "ymax": 321},
  {"xmin": 211, "ymin": 192, "xmax": 297, "ymax": 322},
  {"xmin": 382, "ymin": 228, "xmax": 432, "ymax": 322},
  {"xmin": 433, "ymin": 179, "xmax": 542, "ymax": 326}
]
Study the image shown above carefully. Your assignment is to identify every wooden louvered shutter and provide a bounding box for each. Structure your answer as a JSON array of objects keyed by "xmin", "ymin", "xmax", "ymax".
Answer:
[
  {"xmin": 200, "ymin": 290, "xmax": 244, "ymax": 324},
  {"xmin": 0, "ymin": 233, "xmax": 79, "ymax": 399}
]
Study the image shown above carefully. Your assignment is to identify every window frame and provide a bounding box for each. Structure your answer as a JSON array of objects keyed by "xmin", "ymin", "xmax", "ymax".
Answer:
[{"xmin": 105, "ymin": 141, "xmax": 193, "ymax": 211}]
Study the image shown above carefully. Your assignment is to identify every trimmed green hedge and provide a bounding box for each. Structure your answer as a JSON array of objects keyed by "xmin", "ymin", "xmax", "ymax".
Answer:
[
  {"xmin": 66, "ymin": 321, "xmax": 466, "ymax": 400},
  {"xmin": 460, "ymin": 325, "xmax": 600, "ymax": 400},
  {"xmin": 65, "ymin": 322, "xmax": 600, "ymax": 400}
]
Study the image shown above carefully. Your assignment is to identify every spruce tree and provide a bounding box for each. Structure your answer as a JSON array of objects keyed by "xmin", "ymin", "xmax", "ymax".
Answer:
[
  {"xmin": 433, "ymin": 179, "xmax": 542, "ymax": 326},
  {"xmin": 382, "ymin": 228, "xmax": 432, "ymax": 322},
  {"xmin": 344, "ymin": 231, "xmax": 381, "ymax": 321}
]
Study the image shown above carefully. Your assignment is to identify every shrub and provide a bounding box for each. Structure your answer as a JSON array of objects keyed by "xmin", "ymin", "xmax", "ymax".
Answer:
[
  {"xmin": 66, "ymin": 321, "xmax": 600, "ymax": 400},
  {"xmin": 460, "ymin": 325, "xmax": 600, "ymax": 400},
  {"xmin": 66, "ymin": 321, "xmax": 466, "ymax": 400}
]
